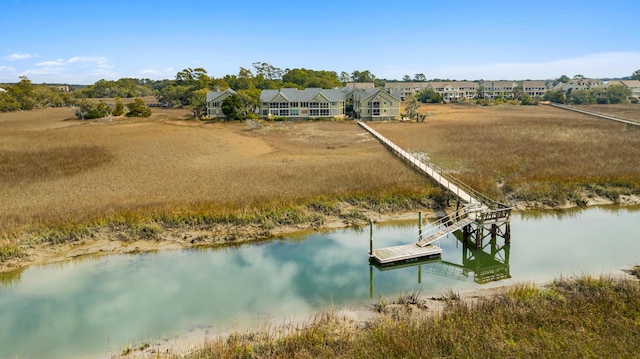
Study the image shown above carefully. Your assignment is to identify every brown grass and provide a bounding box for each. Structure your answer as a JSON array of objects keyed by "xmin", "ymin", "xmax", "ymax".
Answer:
[
  {"xmin": 0, "ymin": 108, "xmax": 428, "ymax": 237},
  {"xmin": 371, "ymin": 103, "xmax": 640, "ymax": 205},
  {"xmin": 1, "ymin": 103, "xmax": 639, "ymax": 240},
  {"xmin": 577, "ymin": 104, "xmax": 640, "ymax": 121}
]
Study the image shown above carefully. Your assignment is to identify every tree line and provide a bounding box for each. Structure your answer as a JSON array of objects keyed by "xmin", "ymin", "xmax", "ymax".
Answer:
[{"xmin": 1, "ymin": 66, "xmax": 639, "ymax": 117}]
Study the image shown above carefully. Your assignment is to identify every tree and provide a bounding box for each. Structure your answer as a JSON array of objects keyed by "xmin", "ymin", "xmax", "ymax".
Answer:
[
  {"xmin": 413, "ymin": 73, "xmax": 426, "ymax": 82},
  {"xmin": 75, "ymin": 100, "xmax": 111, "ymax": 120},
  {"xmin": 339, "ymin": 71, "xmax": 350, "ymax": 84},
  {"xmin": 221, "ymin": 94, "xmax": 250, "ymax": 121},
  {"xmin": 416, "ymin": 88, "xmax": 442, "ymax": 103},
  {"xmin": 605, "ymin": 84, "xmax": 632, "ymax": 104},
  {"xmin": 9, "ymin": 76, "xmax": 36, "ymax": 110},
  {"xmin": 558, "ymin": 75, "xmax": 570, "ymax": 83},
  {"xmin": 404, "ymin": 95, "xmax": 420, "ymax": 120},
  {"xmin": 630, "ymin": 69, "xmax": 640, "ymax": 81},
  {"xmin": 568, "ymin": 89, "xmax": 595, "ymax": 104},
  {"xmin": 403, "ymin": 75, "xmax": 411, "ymax": 82},
  {"xmin": 187, "ymin": 88, "xmax": 209, "ymax": 118},
  {"xmin": 113, "ymin": 97, "xmax": 124, "ymax": 116},
  {"xmin": 512, "ymin": 85, "xmax": 524, "ymax": 100},
  {"xmin": 543, "ymin": 89, "xmax": 566, "ymax": 104},
  {"xmin": 350, "ymin": 70, "xmax": 376, "ymax": 83},
  {"xmin": 125, "ymin": 98, "xmax": 151, "ymax": 117}
]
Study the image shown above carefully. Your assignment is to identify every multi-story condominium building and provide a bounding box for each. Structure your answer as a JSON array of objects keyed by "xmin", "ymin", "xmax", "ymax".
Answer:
[
  {"xmin": 482, "ymin": 81, "xmax": 517, "ymax": 99},
  {"xmin": 352, "ymin": 88, "xmax": 401, "ymax": 120},
  {"xmin": 259, "ymin": 88, "xmax": 347, "ymax": 119},
  {"xmin": 605, "ymin": 80, "xmax": 640, "ymax": 101},
  {"xmin": 384, "ymin": 82, "xmax": 430, "ymax": 100},
  {"xmin": 561, "ymin": 78, "xmax": 603, "ymax": 94},
  {"xmin": 522, "ymin": 81, "xmax": 548, "ymax": 98},
  {"xmin": 206, "ymin": 88, "xmax": 237, "ymax": 118}
]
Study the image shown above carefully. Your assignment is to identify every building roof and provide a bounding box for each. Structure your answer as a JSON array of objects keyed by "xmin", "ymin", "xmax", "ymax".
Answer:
[
  {"xmin": 260, "ymin": 88, "xmax": 346, "ymax": 103},
  {"xmin": 206, "ymin": 88, "xmax": 236, "ymax": 102},
  {"xmin": 345, "ymin": 82, "xmax": 375, "ymax": 89},
  {"xmin": 620, "ymin": 80, "xmax": 640, "ymax": 88}
]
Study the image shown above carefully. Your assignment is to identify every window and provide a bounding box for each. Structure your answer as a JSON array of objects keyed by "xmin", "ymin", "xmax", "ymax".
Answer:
[
  {"xmin": 290, "ymin": 109, "xmax": 299, "ymax": 116},
  {"xmin": 331, "ymin": 102, "xmax": 337, "ymax": 106},
  {"xmin": 310, "ymin": 102, "xmax": 319, "ymax": 108},
  {"xmin": 320, "ymin": 109, "xmax": 329, "ymax": 116},
  {"xmin": 373, "ymin": 109, "xmax": 380, "ymax": 116},
  {"xmin": 280, "ymin": 109, "xmax": 289, "ymax": 116},
  {"xmin": 279, "ymin": 102, "xmax": 289, "ymax": 108},
  {"xmin": 269, "ymin": 102, "xmax": 278, "ymax": 108},
  {"xmin": 301, "ymin": 102, "xmax": 309, "ymax": 107},
  {"xmin": 372, "ymin": 101, "xmax": 380, "ymax": 108},
  {"xmin": 212, "ymin": 102, "xmax": 220, "ymax": 108},
  {"xmin": 270, "ymin": 109, "xmax": 279, "ymax": 115},
  {"xmin": 320, "ymin": 102, "xmax": 329, "ymax": 109},
  {"xmin": 310, "ymin": 109, "xmax": 319, "ymax": 116},
  {"xmin": 290, "ymin": 102, "xmax": 298, "ymax": 108}
]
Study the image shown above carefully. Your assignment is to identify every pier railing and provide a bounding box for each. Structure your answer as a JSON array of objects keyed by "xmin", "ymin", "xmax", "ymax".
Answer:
[{"xmin": 357, "ymin": 121, "xmax": 510, "ymax": 212}]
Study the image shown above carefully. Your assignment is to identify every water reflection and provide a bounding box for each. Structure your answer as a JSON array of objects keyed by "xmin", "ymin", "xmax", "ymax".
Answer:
[{"xmin": 0, "ymin": 206, "xmax": 638, "ymax": 359}]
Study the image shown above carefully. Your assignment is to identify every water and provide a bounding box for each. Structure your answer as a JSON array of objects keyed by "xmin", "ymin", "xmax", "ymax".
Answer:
[{"xmin": 0, "ymin": 206, "xmax": 638, "ymax": 358}]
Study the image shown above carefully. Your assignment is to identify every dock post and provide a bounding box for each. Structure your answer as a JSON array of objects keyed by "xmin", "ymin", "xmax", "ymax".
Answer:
[
  {"xmin": 369, "ymin": 220, "xmax": 373, "ymax": 255},
  {"xmin": 505, "ymin": 222, "xmax": 511, "ymax": 244},
  {"xmin": 418, "ymin": 265, "xmax": 422, "ymax": 284},
  {"xmin": 418, "ymin": 211, "xmax": 423, "ymax": 241}
]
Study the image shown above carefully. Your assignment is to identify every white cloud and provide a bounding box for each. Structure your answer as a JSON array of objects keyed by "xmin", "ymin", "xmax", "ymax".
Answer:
[
  {"xmin": 36, "ymin": 59, "xmax": 65, "ymax": 67},
  {"xmin": 15, "ymin": 55, "xmax": 119, "ymax": 83},
  {"xmin": 3, "ymin": 52, "xmax": 32, "ymax": 61}
]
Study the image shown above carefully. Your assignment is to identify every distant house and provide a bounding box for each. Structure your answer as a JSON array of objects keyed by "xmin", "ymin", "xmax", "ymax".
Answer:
[
  {"xmin": 522, "ymin": 81, "xmax": 548, "ymax": 98},
  {"xmin": 345, "ymin": 82, "xmax": 375, "ymax": 89},
  {"xmin": 620, "ymin": 80, "xmax": 640, "ymax": 101},
  {"xmin": 384, "ymin": 82, "xmax": 430, "ymax": 100},
  {"xmin": 54, "ymin": 85, "xmax": 69, "ymax": 92},
  {"xmin": 353, "ymin": 88, "xmax": 401, "ymax": 120},
  {"xmin": 260, "ymin": 88, "xmax": 346, "ymax": 119},
  {"xmin": 206, "ymin": 89, "xmax": 237, "ymax": 118},
  {"xmin": 561, "ymin": 78, "xmax": 602, "ymax": 95},
  {"xmin": 483, "ymin": 81, "xmax": 517, "ymax": 99}
]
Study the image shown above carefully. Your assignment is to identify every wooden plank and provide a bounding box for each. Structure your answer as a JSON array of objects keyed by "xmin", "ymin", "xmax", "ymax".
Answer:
[{"xmin": 371, "ymin": 244, "xmax": 442, "ymax": 264}]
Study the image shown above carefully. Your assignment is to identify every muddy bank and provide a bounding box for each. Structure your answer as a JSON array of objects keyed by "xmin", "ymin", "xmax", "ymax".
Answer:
[{"xmin": 3, "ymin": 193, "xmax": 640, "ymax": 275}]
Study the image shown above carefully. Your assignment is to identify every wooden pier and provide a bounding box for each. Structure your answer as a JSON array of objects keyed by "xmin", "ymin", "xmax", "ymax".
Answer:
[
  {"xmin": 549, "ymin": 103, "xmax": 640, "ymax": 127},
  {"xmin": 359, "ymin": 120, "xmax": 513, "ymax": 266}
]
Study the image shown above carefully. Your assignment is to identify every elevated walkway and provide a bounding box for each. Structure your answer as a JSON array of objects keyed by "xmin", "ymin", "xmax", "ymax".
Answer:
[{"xmin": 359, "ymin": 121, "xmax": 513, "ymax": 266}]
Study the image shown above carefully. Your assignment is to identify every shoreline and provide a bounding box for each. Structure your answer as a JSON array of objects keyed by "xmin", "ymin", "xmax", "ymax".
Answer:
[{"xmin": 2, "ymin": 194, "xmax": 640, "ymax": 275}]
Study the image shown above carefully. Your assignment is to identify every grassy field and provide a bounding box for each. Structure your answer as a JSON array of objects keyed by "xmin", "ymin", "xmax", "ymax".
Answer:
[
  {"xmin": 0, "ymin": 107, "xmax": 429, "ymax": 240},
  {"xmin": 1, "ymin": 103, "xmax": 639, "ymax": 258},
  {"xmin": 175, "ymin": 275, "xmax": 640, "ymax": 359},
  {"xmin": 373, "ymin": 103, "xmax": 640, "ymax": 205}
]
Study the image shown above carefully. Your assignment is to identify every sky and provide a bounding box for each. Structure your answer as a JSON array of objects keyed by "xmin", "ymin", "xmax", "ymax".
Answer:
[{"xmin": 0, "ymin": 0, "xmax": 639, "ymax": 84}]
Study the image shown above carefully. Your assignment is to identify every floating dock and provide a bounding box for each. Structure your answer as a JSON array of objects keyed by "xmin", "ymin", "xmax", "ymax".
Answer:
[{"xmin": 370, "ymin": 243, "xmax": 442, "ymax": 266}]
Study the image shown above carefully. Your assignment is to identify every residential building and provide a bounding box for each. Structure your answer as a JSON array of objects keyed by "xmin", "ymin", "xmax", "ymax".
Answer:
[
  {"xmin": 345, "ymin": 82, "xmax": 375, "ymax": 89},
  {"xmin": 353, "ymin": 88, "xmax": 401, "ymax": 120},
  {"xmin": 483, "ymin": 81, "xmax": 517, "ymax": 99},
  {"xmin": 522, "ymin": 81, "xmax": 547, "ymax": 98},
  {"xmin": 206, "ymin": 88, "xmax": 236, "ymax": 118},
  {"xmin": 259, "ymin": 88, "xmax": 346, "ymax": 119},
  {"xmin": 620, "ymin": 80, "xmax": 640, "ymax": 101},
  {"xmin": 561, "ymin": 78, "xmax": 602, "ymax": 95},
  {"xmin": 384, "ymin": 82, "xmax": 430, "ymax": 100}
]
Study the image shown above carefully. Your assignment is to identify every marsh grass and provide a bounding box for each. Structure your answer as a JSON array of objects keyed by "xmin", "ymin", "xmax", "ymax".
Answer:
[
  {"xmin": 178, "ymin": 276, "xmax": 640, "ymax": 359},
  {"xmin": 372, "ymin": 104, "xmax": 640, "ymax": 206}
]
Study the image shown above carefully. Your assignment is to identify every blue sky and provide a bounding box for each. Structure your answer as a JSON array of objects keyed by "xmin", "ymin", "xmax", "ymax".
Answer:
[{"xmin": 1, "ymin": 0, "xmax": 638, "ymax": 84}]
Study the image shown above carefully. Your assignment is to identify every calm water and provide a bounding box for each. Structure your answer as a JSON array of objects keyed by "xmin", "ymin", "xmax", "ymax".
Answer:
[{"xmin": 0, "ymin": 206, "xmax": 639, "ymax": 358}]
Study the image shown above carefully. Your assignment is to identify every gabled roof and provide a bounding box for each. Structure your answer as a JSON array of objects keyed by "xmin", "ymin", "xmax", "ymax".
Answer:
[
  {"xmin": 260, "ymin": 88, "xmax": 346, "ymax": 103},
  {"xmin": 620, "ymin": 80, "xmax": 640, "ymax": 88},
  {"xmin": 357, "ymin": 88, "xmax": 401, "ymax": 102},
  {"xmin": 206, "ymin": 88, "xmax": 236, "ymax": 102}
]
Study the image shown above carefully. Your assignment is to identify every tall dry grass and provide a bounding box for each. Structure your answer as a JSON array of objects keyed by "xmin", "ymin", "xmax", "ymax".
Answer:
[
  {"xmin": 175, "ymin": 275, "xmax": 640, "ymax": 359},
  {"xmin": 0, "ymin": 110, "xmax": 432, "ymax": 240},
  {"xmin": 371, "ymin": 104, "xmax": 640, "ymax": 205}
]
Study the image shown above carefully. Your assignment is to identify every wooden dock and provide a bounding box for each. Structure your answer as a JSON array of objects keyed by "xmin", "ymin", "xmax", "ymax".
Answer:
[{"xmin": 370, "ymin": 243, "xmax": 442, "ymax": 266}]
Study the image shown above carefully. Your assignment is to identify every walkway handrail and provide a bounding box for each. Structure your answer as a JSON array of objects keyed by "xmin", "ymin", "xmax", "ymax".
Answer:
[
  {"xmin": 413, "ymin": 204, "xmax": 473, "ymax": 241},
  {"xmin": 549, "ymin": 103, "xmax": 640, "ymax": 127},
  {"xmin": 357, "ymin": 121, "xmax": 510, "ymax": 210}
]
